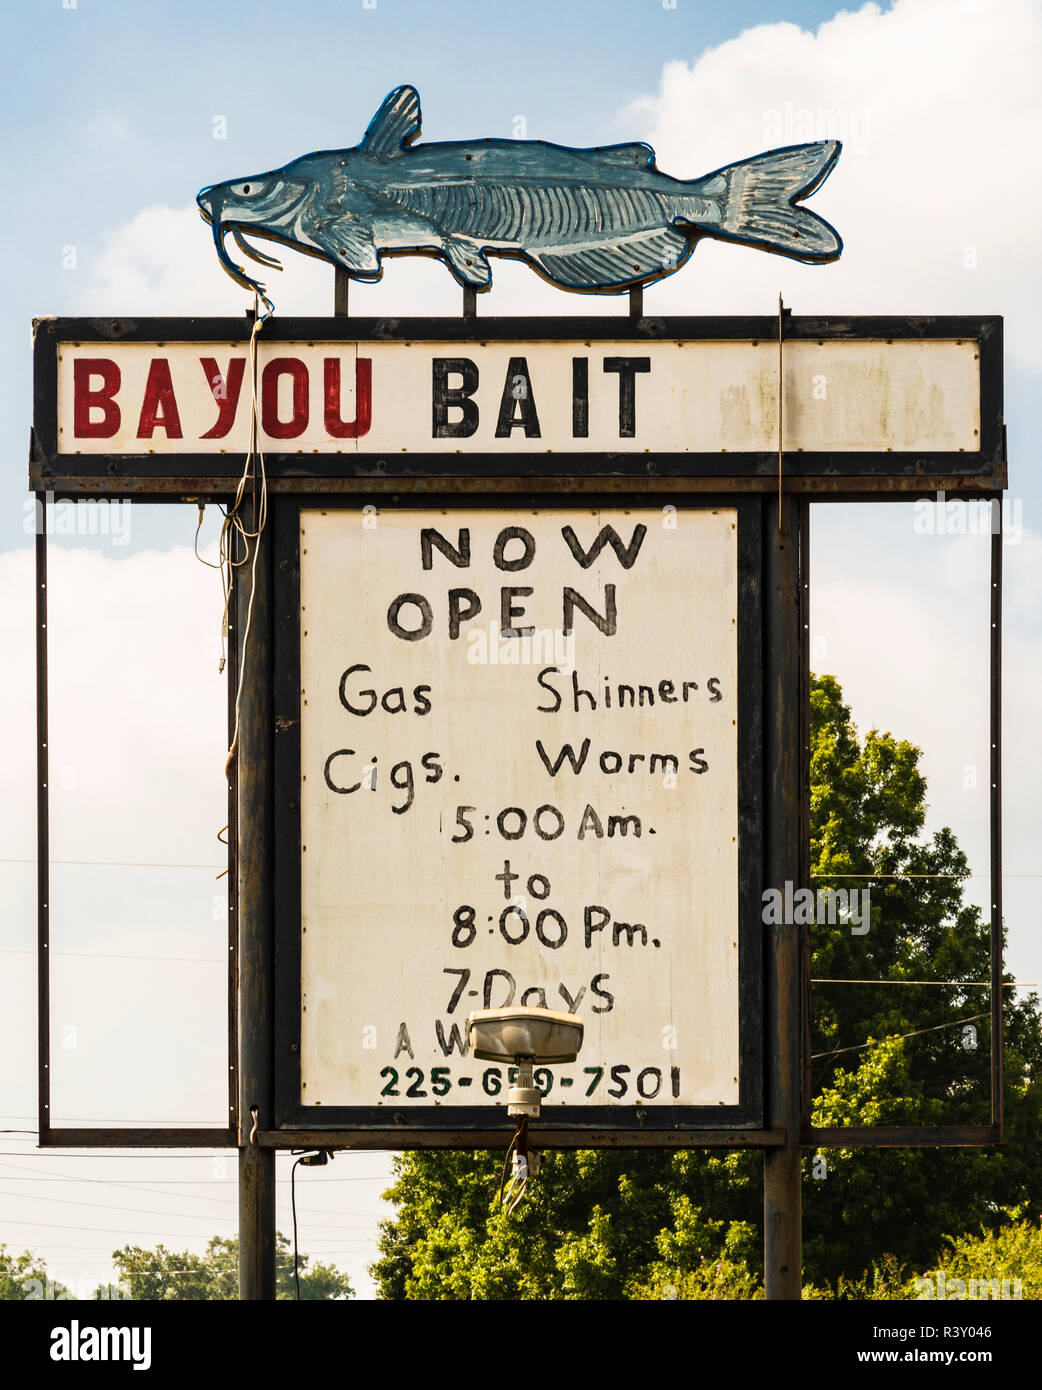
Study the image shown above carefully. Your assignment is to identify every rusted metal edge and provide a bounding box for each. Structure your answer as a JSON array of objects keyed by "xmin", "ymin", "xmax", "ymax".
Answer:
[
  {"xmin": 255, "ymin": 1128, "xmax": 789, "ymax": 1150},
  {"xmin": 38, "ymin": 1128, "xmax": 238, "ymax": 1148},
  {"xmin": 763, "ymin": 492, "xmax": 804, "ymax": 1300},
  {"xmin": 990, "ymin": 518, "xmax": 1004, "ymax": 1136},
  {"xmin": 805, "ymin": 1125, "xmax": 1000, "ymax": 1148},
  {"xmin": 29, "ymin": 471, "xmax": 1008, "ymax": 499},
  {"xmin": 36, "ymin": 497, "xmax": 50, "ymax": 1144},
  {"xmin": 30, "ymin": 312, "xmax": 1004, "ymax": 342},
  {"xmin": 235, "ymin": 497, "xmax": 277, "ymax": 1300},
  {"xmin": 34, "ymin": 1123, "xmax": 999, "ymax": 1151}
]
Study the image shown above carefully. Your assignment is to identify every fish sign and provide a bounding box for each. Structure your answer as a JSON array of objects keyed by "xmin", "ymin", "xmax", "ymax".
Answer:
[{"xmin": 196, "ymin": 84, "xmax": 842, "ymax": 300}]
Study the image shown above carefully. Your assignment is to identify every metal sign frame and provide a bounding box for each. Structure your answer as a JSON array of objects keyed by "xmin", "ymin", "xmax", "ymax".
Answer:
[
  {"xmin": 32, "ymin": 312, "xmax": 1004, "ymax": 1159},
  {"xmin": 31, "ymin": 314, "xmax": 1003, "ymax": 498},
  {"xmin": 270, "ymin": 492, "xmax": 764, "ymax": 1147}
]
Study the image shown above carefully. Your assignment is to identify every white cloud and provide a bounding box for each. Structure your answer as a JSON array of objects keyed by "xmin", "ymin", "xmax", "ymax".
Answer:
[
  {"xmin": 74, "ymin": 204, "xmax": 324, "ymax": 316},
  {"xmin": 0, "ymin": 540, "xmax": 229, "ymax": 1126},
  {"xmin": 73, "ymin": 205, "xmax": 624, "ymax": 320},
  {"xmin": 73, "ymin": 2, "xmax": 1042, "ymax": 356},
  {"xmin": 811, "ymin": 504, "xmax": 1042, "ymax": 984},
  {"xmin": 632, "ymin": 0, "xmax": 1042, "ymax": 370}
]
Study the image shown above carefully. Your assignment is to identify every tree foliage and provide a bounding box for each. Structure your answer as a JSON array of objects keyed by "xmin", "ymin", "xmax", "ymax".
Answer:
[
  {"xmin": 0, "ymin": 1246, "xmax": 72, "ymax": 1301},
  {"xmin": 108, "ymin": 1233, "xmax": 352, "ymax": 1300},
  {"xmin": 372, "ymin": 675, "xmax": 1042, "ymax": 1299}
]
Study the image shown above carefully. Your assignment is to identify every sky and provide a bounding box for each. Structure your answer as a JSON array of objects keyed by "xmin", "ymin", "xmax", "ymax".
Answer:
[{"xmin": 1, "ymin": 0, "xmax": 1040, "ymax": 1301}]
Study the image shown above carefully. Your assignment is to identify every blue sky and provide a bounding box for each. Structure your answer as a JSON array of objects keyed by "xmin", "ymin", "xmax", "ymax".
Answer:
[
  {"xmin": 2, "ymin": 0, "xmax": 1040, "ymax": 1300},
  {"xmin": 2, "ymin": 0, "xmax": 843, "ymax": 555}
]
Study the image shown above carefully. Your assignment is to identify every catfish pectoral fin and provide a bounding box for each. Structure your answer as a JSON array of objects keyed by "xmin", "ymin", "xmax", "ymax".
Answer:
[
  {"xmin": 308, "ymin": 221, "xmax": 381, "ymax": 276},
  {"xmin": 440, "ymin": 238, "xmax": 492, "ymax": 288}
]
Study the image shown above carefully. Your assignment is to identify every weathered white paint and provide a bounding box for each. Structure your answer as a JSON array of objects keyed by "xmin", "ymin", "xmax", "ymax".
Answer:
[
  {"xmin": 299, "ymin": 506, "xmax": 740, "ymax": 1108},
  {"xmin": 57, "ymin": 338, "xmax": 981, "ymax": 455}
]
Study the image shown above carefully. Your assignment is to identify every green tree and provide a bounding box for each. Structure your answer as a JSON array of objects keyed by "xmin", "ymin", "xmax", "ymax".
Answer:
[
  {"xmin": 108, "ymin": 1233, "xmax": 352, "ymax": 1300},
  {"xmin": 372, "ymin": 675, "xmax": 1042, "ymax": 1298},
  {"xmin": 0, "ymin": 1246, "xmax": 72, "ymax": 1300}
]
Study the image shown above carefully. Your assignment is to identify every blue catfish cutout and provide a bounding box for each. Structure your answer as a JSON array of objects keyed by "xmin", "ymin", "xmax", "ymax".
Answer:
[{"xmin": 197, "ymin": 84, "xmax": 842, "ymax": 300}]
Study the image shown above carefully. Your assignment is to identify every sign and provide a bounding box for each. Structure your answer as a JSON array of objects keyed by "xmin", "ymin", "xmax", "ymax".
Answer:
[
  {"xmin": 279, "ymin": 501, "xmax": 762, "ymax": 1130},
  {"xmin": 54, "ymin": 336, "xmax": 980, "ymax": 457},
  {"xmin": 34, "ymin": 317, "xmax": 1003, "ymax": 499},
  {"xmin": 197, "ymin": 83, "xmax": 841, "ymax": 304},
  {"xmin": 30, "ymin": 312, "xmax": 1004, "ymax": 1151}
]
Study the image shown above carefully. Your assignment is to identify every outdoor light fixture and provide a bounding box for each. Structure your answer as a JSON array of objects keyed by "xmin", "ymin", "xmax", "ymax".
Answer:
[{"xmin": 467, "ymin": 1006, "xmax": 584, "ymax": 1211}]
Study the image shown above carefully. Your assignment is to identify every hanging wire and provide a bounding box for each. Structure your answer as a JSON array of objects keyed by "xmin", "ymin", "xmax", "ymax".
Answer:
[
  {"xmin": 291, "ymin": 1155, "xmax": 304, "ymax": 1300},
  {"xmin": 777, "ymin": 292, "xmax": 785, "ymax": 532},
  {"xmin": 290, "ymin": 1150, "xmax": 330, "ymax": 1298},
  {"xmin": 193, "ymin": 296, "xmax": 272, "ymax": 780}
]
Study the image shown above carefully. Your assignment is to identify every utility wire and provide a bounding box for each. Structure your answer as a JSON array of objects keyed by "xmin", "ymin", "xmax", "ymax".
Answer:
[
  {"xmin": 812, "ymin": 1012, "xmax": 989, "ymax": 1060},
  {"xmin": 0, "ymin": 1160, "xmax": 383, "ymax": 1185},
  {"xmin": 0, "ymin": 858, "xmax": 224, "ymax": 869},
  {"xmin": 0, "ymin": 949, "xmax": 225, "ymax": 964},
  {"xmin": 813, "ymin": 979, "xmax": 1038, "ymax": 988}
]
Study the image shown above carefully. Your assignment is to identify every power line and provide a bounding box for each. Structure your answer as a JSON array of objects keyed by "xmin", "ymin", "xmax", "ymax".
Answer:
[
  {"xmin": 0, "ymin": 1141, "xmax": 391, "ymax": 1163},
  {"xmin": 812, "ymin": 1012, "xmax": 989, "ymax": 1060},
  {"xmin": 0, "ymin": 949, "xmax": 225, "ymax": 964},
  {"xmin": 0, "ymin": 1187, "xmax": 380, "ymax": 1230},
  {"xmin": 813, "ymin": 978, "xmax": 1039, "ymax": 988},
  {"xmin": 0, "ymin": 1164, "xmax": 382, "ymax": 1214},
  {"xmin": 0, "ymin": 858, "xmax": 224, "ymax": 870},
  {"xmin": 0, "ymin": 1164, "xmax": 385, "ymax": 1186},
  {"xmin": 0, "ymin": 1187, "xmax": 236, "ymax": 1223},
  {"xmin": 0, "ymin": 1162, "xmax": 386, "ymax": 1225},
  {"xmin": 809, "ymin": 872, "xmax": 1042, "ymax": 878},
  {"xmin": 0, "ymin": 1221, "xmax": 374, "ymax": 1249},
  {"xmin": 0, "ymin": 1148, "xmax": 243, "ymax": 1159}
]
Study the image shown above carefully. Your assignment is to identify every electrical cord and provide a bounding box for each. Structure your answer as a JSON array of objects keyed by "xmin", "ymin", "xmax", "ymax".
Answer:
[
  {"xmin": 192, "ymin": 296, "xmax": 272, "ymax": 781},
  {"xmin": 290, "ymin": 1150, "xmax": 330, "ymax": 1299}
]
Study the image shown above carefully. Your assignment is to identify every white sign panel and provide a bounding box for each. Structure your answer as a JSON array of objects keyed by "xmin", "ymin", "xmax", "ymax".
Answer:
[
  {"xmin": 298, "ymin": 506, "xmax": 740, "ymax": 1111},
  {"xmin": 56, "ymin": 338, "xmax": 981, "ymax": 455}
]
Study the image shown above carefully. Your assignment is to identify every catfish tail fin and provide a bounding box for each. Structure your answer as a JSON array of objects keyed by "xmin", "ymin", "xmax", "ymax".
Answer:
[{"xmin": 697, "ymin": 140, "xmax": 842, "ymax": 263}]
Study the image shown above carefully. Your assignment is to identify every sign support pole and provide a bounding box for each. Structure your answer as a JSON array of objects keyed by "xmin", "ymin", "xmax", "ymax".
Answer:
[
  {"xmin": 763, "ymin": 492, "xmax": 804, "ymax": 1299},
  {"xmin": 236, "ymin": 495, "xmax": 277, "ymax": 1300}
]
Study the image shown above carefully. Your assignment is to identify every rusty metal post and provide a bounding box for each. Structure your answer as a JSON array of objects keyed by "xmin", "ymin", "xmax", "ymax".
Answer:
[
  {"xmin": 763, "ymin": 492, "xmax": 803, "ymax": 1299},
  {"xmin": 990, "ymin": 511, "xmax": 1004, "ymax": 1134},
  {"xmin": 236, "ymin": 492, "xmax": 277, "ymax": 1300},
  {"xmin": 334, "ymin": 267, "xmax": 350, "ymax": 317},
  {"xmin": 36, "ymin": 494, "xmax": 51, "ymax": 1142}
]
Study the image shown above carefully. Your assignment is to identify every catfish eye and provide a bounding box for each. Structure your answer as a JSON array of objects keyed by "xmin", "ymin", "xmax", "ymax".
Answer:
[{"xmin": 232, "ymin": 181, "xmax": 258, "ymax": 197}]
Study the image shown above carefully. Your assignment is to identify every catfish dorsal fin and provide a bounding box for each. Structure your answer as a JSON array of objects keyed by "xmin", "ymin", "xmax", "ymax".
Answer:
[
  {"xmin": 360, "ymin": 84, "xmax": 421, "ymax": 158},
  {"xmin": 589, "ymin": 142, "xmax": 656, "ymax": 169}
]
